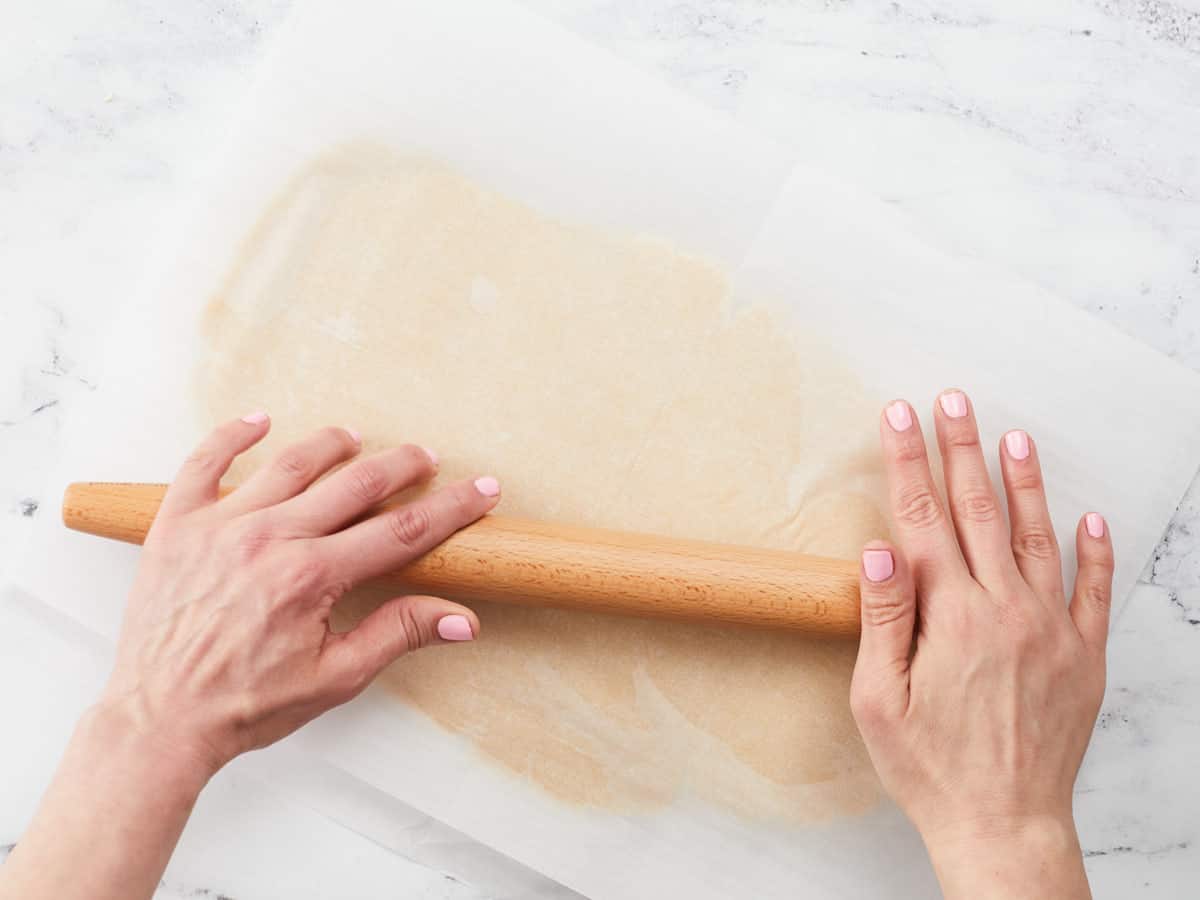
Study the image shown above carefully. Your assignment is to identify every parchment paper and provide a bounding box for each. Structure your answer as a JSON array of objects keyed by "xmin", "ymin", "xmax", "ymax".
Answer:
[{"xmin": 12, "ymin": 1, "xmax": 1200, "ymax": 897}]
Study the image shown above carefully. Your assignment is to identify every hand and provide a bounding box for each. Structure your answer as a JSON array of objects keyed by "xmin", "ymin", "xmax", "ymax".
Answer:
[
  {"xmin": 0, "ymin": 415, "xmax": 500, "ymax": 900},
  {"xmin": 101, "ymin": 413, "xmax": 500, "ymax": 777},
  {"xmin": 849, "ymin": 391, "xmax": 1112, "ymax": 899}
]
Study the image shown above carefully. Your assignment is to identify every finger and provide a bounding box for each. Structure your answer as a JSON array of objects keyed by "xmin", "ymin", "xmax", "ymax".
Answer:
[
  {"xmin": 320, "ymin": 476, "xmax": 501, "ymax": 584},
  {"xmin": 323, "ymin": 596, "xmax": 479, "ymax": 699},
  {"xmin": 933, "ymin": 390, "xmax": 1015, "ymax": 587},
  {"xmin": 1070, "ymin": 512, "xmax": 1114, "ymax": 654},
  {"xmin": 160, "ymin": 412, "xmax": 271, "ymax": 517},
  {"xmin": 851, "ymin": 542, "xmax": 915, "ymax": 729},
  {"xmin": 222, "ymin": 425, "xmax": 362, "ymax": 516},
  {"xmin": 275, "ymin": 444, "xmax": 439, "ymax": 536},
  {"xmin": 879, "ymin": 399, "xmax": 965, "ymax": 587},
  {"xmin": 999, "ymin": 429, "xmax": 1064, "ymax": 600}
]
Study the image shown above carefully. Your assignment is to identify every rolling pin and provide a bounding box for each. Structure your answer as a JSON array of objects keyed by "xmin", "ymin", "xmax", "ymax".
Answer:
[{"xmin": 62, "ymin": 482, "xmax": 863, "ymax": 637}]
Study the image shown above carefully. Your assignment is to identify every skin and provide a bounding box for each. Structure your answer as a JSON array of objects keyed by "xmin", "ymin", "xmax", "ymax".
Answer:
[
  {"xmin": 0, "ymin": 391, "xmax": 1111, "ymax": 899},
  {"xmin": 0, "ymin": 414, "xmax": 500, "ymax": 900},
  {"xmin": 851, "ymin": 391, "xmax": 1111, "ymax": 899}
]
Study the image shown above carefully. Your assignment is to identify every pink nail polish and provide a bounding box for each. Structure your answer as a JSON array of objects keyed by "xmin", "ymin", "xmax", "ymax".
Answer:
[
  {"xmin": 885, "ymin": 401, "xmax": 913, "ymax": 432},
  {"xmin": 474, "ymin": 476, "xmax": 501, "ymax": 497},
  {"xmin": 1085, "ymin": 512, "xmax": 1105, "ymax": 538},
  {"xmin": 344, "ymin": 425, "xmax": 362, "ymax": 444},
  {"xmin": 1004, "ymin": 429, "xmax": 1030, "ymax": 460},
  {"xmin": 422, "ymin": 446, "xmax": 439, "ymax": 466},
  {"xmin": 939, "ymin": 391, "xmax": 968, "ymax": 419},
  {"xmin": 241, "ymin": 411, "xmax": 269, "ymax": 425},
  {"xmin": 437, "ymin": 614, "xmax": 474, "ymax": 642},
  {"xmin": 862, "ymin": 549, "xmax": 895, "ymax": 583}
]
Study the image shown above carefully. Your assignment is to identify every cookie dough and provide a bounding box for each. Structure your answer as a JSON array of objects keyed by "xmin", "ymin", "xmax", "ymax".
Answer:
[{"xmin": 197, "ymin": 144, "xmax": 888, "ymax": 822}]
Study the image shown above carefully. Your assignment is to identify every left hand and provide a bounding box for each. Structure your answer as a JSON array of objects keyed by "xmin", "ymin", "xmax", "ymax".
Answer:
[{"xmin": 102, "ymin": 412, "xmax": 501, "ymax": 778}]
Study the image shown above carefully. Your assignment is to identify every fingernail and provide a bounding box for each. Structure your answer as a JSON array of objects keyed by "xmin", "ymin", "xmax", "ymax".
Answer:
[
  {"xmin": 862, "ymin": 549, "xmax": 895, "ymax": 583},
  {"xmin": 1086, "ymin": 512, "xmax": 1106, "ymax": 539},
  {"xmin": 344, "ymin": 425, "xmax": 361, "ymax": 445},
  {"xmin": 1004, "ymin": 429, "xmax": 1030, "ymax": 461},
  {"xmin": 474, "ymin": 476, "xmax": 500, "ymax": 497},
  {"xmin": 939, "ymin": 391, "xmax": 968, "ymax": 419},
  {"xmin": 422, "ymin": 446, "xmax": 439, "ymax": 466},
  {"xmin": 241, "ymin": 411, "xmax": 269, "ymax": 424},
  {"xmin": 437, "ymin": 614, "xmax": 474, "ymax": 642},
  {"xmin": 885, "ymin": 401, "xmax": 913, "ymax": 432}
]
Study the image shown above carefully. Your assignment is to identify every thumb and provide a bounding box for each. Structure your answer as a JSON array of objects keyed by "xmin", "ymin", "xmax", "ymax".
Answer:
[
  {"xmin": 850, "ymin": 541, "xmax": 916, "ymax": 727},
  {"xmin": 327, "ymin": 595, "xmax": 479, "ymax": 691},
  {"xmin": 1070, "ymin": 511, "xmax": 1114, "ymax": 656}
]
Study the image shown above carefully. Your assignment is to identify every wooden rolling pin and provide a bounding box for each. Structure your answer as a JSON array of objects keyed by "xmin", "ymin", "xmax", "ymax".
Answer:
[{"xmin": 62, "ymin": 482, "xmax": 862, "ymax": 636}]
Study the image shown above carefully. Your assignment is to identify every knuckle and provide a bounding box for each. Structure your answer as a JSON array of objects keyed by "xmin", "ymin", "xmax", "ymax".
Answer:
[
  {"xmin": 891, "ymin": 437, "xmax": 928, "ymax": 465},
  {"xmin": 320, "ymin": 425, "xmax": 352, "ymax": 447},
  {"xmin": 183, "ymin": 448, "xmax": 222, "ymax": 475},
  {"xmin": 1049, "ymin": 643, "xmax": 1081, "ymax": 678},
  {"xmin": 387, "ymin": 505, "xmax": 433, "ymax": 548},
  {"xmin": 951, "ymin": 488, "xmax": 1000, "ymax": 524},
  {"xmin": 447, "ymin": 484, "xmax": 478, "ymax": 519},
  {"xmin": 1012, "ymin": 528, "xmax": 1058, "ymax": 563},
  {"xmin": 229, "ymin": 521, "xmax": 274, "ymax": 562},
  {"xmin": 397, "ymin": 602, "xmax": 431, "ymax": 654},
  {"xmin": 346, "ymin": 461, "xmax": 389, "ymax": 504},
  {"xmin": 1080, "ymin": 581, "xmax": 1111, "ymax": 613},
  {"xmin": 1085, "ymin": 544, "xmax": 1116, "ymax": 570},
  {"xmin": 1007, "ymin": 469, "xmax": 1044, "ymax": 493},
  {"xmin": 319, "ymin": 578, "xmax": 353, "ymax": 608},
  {"xmin": 399, "ymin": 443, "xmax": 431, "ymax": 469},
  {"xmin": 280, "ymin": 553, "xmax": 329, "ymax": 593},
  {"xmin": 894, "ymin": 484, "xmax": 945, "ymax": 530},
  {"xmin": 274, "ymin": 450, "xmax": 313, "ymax": 482},
  {"xmin": 943, "ymin": 428, "xmax": 981, "ymax": 451},
  {"xmin": 861, "ymin": 589, "xmax": 911, "ymax": 628},
  {"xmin": 1008, "ymin": 621, "xmax": 1042, "ymax": 655}
]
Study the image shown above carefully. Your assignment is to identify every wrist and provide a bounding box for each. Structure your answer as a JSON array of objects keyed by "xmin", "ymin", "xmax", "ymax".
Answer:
[
  {"xmin": 0, "ymin": 695, "xmax": 218, "ymax": 899},
  {"xmin": 77, "ymin": 694, "xmax": 220, "ymax": 803},
  {"xmin": 923, "ymin": 814, "xmax": 1090, "ymax": 900}
]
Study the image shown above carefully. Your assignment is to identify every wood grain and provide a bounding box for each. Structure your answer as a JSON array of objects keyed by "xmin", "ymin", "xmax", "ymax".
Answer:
[{"xmin": 62, "ymin": 482, "xmax": 863, "ymax": 636}]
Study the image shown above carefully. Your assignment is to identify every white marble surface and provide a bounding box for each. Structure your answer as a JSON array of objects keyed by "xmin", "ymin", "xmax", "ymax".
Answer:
[{"xmin": 2, "ymin": 0, "xmax": 1198, "ymax": 896}]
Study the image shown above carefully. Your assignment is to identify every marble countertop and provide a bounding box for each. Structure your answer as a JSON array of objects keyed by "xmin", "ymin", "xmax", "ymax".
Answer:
[{"xmin": 2, "ymin": 0, "xmax": 1197, "ymax": 896}]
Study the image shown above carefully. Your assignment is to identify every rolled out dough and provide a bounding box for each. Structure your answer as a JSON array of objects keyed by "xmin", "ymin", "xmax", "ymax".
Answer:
[{"xmin": 197, "ymin": 144, "xmax": 890, "ymax": 823}]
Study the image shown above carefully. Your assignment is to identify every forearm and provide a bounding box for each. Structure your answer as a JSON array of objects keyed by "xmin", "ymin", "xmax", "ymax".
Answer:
[
  {"xmin": 0, "ymin": 699, "xmax": 213, "ymax": 900},
  {"xmin": 924, "ymin": 815, "xmax": 1091, "ymax": 900}
]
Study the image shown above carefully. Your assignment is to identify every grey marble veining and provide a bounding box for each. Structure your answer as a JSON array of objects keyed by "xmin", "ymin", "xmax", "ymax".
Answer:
[{"xmin": 2, "ymin": 1, "xmax": 1198, "ymax": 896}]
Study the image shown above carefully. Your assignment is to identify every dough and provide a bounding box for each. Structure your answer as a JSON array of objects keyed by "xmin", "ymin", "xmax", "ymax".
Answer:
[{"xmin": 197, "ymin": 144, "xmax": 889, "ymax": 823}]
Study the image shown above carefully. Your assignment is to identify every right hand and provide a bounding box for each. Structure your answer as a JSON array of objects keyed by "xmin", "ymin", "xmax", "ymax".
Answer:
[{"xmin": 849, "ymin": 392, "xmax": 1113, "ymax": 899}]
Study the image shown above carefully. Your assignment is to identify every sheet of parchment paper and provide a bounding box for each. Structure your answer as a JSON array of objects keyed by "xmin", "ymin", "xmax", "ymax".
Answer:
[{"xmin": 12, "ymin": 1, "xmax": 1200, "ymax": 898}]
